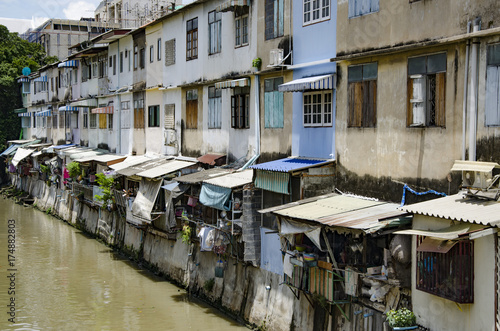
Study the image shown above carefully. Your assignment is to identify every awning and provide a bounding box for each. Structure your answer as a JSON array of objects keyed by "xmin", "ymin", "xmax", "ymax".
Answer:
[
  {"xmin": 91, "ymin": 106, "xmax": 114, "ymax": 114},
  {"xmin": 215, "ymin": 78, "xmax": 250, "ymax": 89},
  {"xmin": 450, "ymin": 160, "xmax": 500, "ymax": 173},
  {"xmin": 216, "ymin": 0, "xmax": 249, "ymax": 12},
  {"xmin": 255, "ymin": 170, "xmax": 290, "ymax": 195},
  {"xmin": 58, "ymin": 60, "xmax": 79, "ymax": 68},
  {"xmin": 116, "ymin": 158, "xmax": 171, "ymax": 177},
  {"xmin": 175, "ymin": 168, "xmax": 231, "ymax": 184},
  {"xmin": 197, "ymin": 153, "xmax": 226, "ymax": 166},
  {"xmin": 250, "ymin": 157, "xmax": 334, "ymax": 172},
  {"xmin": 18, "ymin": 112, "xmax": 32, "ymax": 117},
  {"xmin": 278, "ymin": 74, "xmax": 336, "ymax": 92},
  {"xmin": 202, "ymin": 169, "xmax": 253, "ymax": 188},
  {"xmin": 77, "ymin": 154, "xmax": 126, "ymax": 165},
  {"xmin": 17, "ymin": 77, "xmax": 30, "ymax": 83},
  {"xmin": 128, "ymin": 178, "xmax": 162, "ymax": 224},
  {"xmin": 70, "ymin": 99, "xmax": 98, "ymax": 108},
  {"xmin": 35, "ymin": 110, "xmax": 52, "ymax": 117},
  {"xmin": 33, "ymin": 76, "xmax": 47, "ymax": 82},
  {"xmin": 42, "ymin": 144, "xmax": 76, "ymax": 154},
  {"xmin": 416, "ymin": 237, "xmax": 458, "ymax": 253},
  {"xmin": 109, "ymin": 155, "xmax": 155, "ymax": 171},
  {"xmin": 394, "ymin": 223, "xmax": 482, "ymax": 240},
  {"xmin": 12, "ymin": 148, "xmax": 34, "ymax": 167},
  {"xmin": 14, "ymin": 108, "xmax": 27, "ymax": 113},
  {"xmin": 136, "ymin": 160, "xmax": 195, "ymax": 179},
  {"xmin": 59, "ymin": 106, "xmax": 79, "ymax": 112},
  {"xmin": 70, "ymin": 150, "xmax": 106, "ymax": 160},
  {"xmin": 1, "ymin": 145, "xmax": 20, "ymax": 157}
]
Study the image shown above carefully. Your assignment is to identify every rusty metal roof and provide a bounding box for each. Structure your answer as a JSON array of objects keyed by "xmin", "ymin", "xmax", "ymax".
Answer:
[
  {"xmin": 197, "ymin": 153, "xmax": 226, "ymax": 166},
  {"xmin": 400, "ymin": 191, "xmax": 500, "ymax": 227},
  {"xmin": 271, "ymin": 195, "xmax": 408, "ymax": 231},
  {"xmin": 175, "ymin": 168, "xmax": 231, "ymax": 184}
]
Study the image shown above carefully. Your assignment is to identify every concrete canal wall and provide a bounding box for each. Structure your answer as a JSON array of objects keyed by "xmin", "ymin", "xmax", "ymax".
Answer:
[{"xmin": 9, "ymin": 175, "xmax": 323, "ymax": 331}]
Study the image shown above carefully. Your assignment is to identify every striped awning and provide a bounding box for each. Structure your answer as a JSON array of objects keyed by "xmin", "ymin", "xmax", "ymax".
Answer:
[
  {"xmin": 91, "ymin": 106, "xmax": 114, "ymax": 114},
  {"xmin": 33, "ymin": 76, "xmax": 47, "ymax": 82},
  {"xmin": 17, "ymin": 76, "xmax": 30, "ymax": 83},
  {"xmin": 255, "ymin": 170, "xmax": 290, "ymax": 195},
  {"xmin": 278, "ymin": 74, "xmax": 336, "ymax": 92},
  {"xmin": 58, "ymin": 60, "xmax": 79, "ymax": 68},
  {"xmin": 215, "ymin": 78, "xmax": 250, "ymax": 89},
  {"xmin": 17, "ymin": 112, "xmax": 32, "ymax": 117},
  {"xmin": 59, "ymin": 106, "xmax": 79, "ymax": 112},
  {"xmin": 70, "ymin": 99, "xmax": 98, "ymax": 108},
  {"xmin": 216, "ymin": 0, "xmax": 248, "ymax": 12},
  {"xmin": 35, "ymin": 110, "xmax": 52, "ymax": 117}
]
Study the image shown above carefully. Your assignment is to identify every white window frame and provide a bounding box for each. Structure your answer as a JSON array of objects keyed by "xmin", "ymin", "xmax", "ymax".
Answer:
[
  {"xmin": 208, "ymin": 86, "xmax": 222, "ymax": 129},
  {"xmin": 208, "ymin": 10, "xmax": 222, "ymax": 55},
  {"xmin": 485, "ymin": 43, "xmax": 500, "ymax": 126},
  {"xmin": 235, "ymin": 14, "xmax": 249, "ymax": 47},
  {"xmin": 303, "ymin": 0, "xmax": 330, "ymax": 26},
  {"xmin": 303, "ymin": 91, "xmax": 332, "ymax": 127},
  {"xmin": 89, "ymin": 113, "xmax": 97, "ymax": 129}
]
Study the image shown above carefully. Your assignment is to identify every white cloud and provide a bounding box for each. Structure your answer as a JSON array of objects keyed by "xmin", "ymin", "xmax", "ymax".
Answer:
[
  {"xmin": 63, "ymin": 1, "xmax": 96, "ymax": 20},
  {"xmin": 0, "ymin": 16, "xmax": 49, "ymax": 34}
]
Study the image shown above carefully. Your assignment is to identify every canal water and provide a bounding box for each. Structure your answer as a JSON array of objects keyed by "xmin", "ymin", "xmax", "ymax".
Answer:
[{"xmin": 0, "ymin": 198, "xmax": 248, "ymax": 331}]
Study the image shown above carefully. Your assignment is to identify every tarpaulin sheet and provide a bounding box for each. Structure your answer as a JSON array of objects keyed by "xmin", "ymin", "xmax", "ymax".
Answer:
[
  {"xmin": 130, "ymin": 178, "xmax": 162, "ymax": 222},
  {"xmin": 199, "ymin": 182, "xmax": 231, "ymax": 211},
  {"xmin": 12, "ymin": 148, "xmax": 34, "ymax": 167},
  {"xmin": 280, "ymin": 218, "xmax": 322, "ymax": 250}
]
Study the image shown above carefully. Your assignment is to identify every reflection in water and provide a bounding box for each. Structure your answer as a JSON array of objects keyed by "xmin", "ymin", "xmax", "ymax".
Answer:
[{"xmin": 0, "ymin": 199, "xmax": 247, "ymax": 330}]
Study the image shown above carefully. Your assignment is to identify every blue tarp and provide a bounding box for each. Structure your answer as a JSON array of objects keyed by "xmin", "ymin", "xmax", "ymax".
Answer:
[
  {"xmin": 0, "ymin": 144, "xmax": 20, "ymax": 157},
  {"xmin": 199, "ymin": 183, "xmax": 232, "ymax": 211}
]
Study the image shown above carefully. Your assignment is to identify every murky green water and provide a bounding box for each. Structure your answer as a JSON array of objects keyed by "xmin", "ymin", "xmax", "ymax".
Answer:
[{"xmin": 0, "ymin": 198, "xmax": 247, "ymax": 330}]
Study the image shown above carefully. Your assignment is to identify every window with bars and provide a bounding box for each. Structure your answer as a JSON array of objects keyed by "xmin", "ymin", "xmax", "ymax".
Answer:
[
  {"xmin": 348, "ymin": 62, "xmax": 377, "ymax": 128},
  {"xmin": 264, "ymin": 77, "xmax": 284, "ymax": 128},
  {"xmin": 208, "ymin": 86, "xmax": 222, "ymax": 129},
  {"xmin": 485, "ymin": 44, "xmax": 500, "ymax": 126},
  {"xmin": 416, "ymin": 236, "xmax": 474, "ymax": 303},
  {"xmin": 165, "ymin": 39, "xmax": 176, "ymax": 66},
  {"xmin": 90, "ymin": 114, "xmax": 97, "ymax": 128},
  {"xmin": 208, "ymin": 10, "xmax": 221, "ymax": 55},
  {"xmin": 265, "ymin": 0, "xmax": 284, "ymax": 40},
  {"xmin": 83, "ymin": 112, "xmax": 88, "ymax": 128},
  {"xmin": 59, "ymin": 112, "xmax": 65, "ymax": 127},
  {"xmin": 186, "ymin": 89, "xmax": 198, "ymax": 129},
  {"xmin": 348, "ymin": 0, "xmax": 379, "ymax": 18},
  {"xmin": 108, "ymin": 114, "xmax": 113, "ymax": 130},
  {"xmin": 303, "ymin": 91, "xmax": 332, "ymax": 127},
  {"xmin": 407, "ymin": 53, "xmax": 446, "ymax": 127},
  {"xmin": 231, "ymin": 87, "xmax": 250, "ymax": 129},
  {"xmin": 164, "ymin": 104, "xmax": 175, "ymax": 129},
  {"xmin": 52, "ymin": 113, "xmax": 58, "ymax": 128},
  {"xmin": 235, "ymin": 7, "xmax": 249, "ymax": 47},
  {"xmin": 303, "ymin": 0, "xmax": 330, "ymax": 25},
  {"xmin": 186, "ymin": 18, "xmax": 198, "ymax": 60},
  {"xmin": 148, "ymin": 105, "xmax": 160, "ymax": 127}
]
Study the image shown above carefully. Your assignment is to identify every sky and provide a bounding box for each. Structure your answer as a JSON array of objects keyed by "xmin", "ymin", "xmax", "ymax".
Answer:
[{"xmin": 0, "ymin": 0, "xmax": 102, "ymax": 33}]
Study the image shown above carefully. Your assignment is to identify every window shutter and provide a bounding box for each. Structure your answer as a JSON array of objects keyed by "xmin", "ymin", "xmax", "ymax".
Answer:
[
  {"xmin": 409, "ymin": 75, "xmax": 426, "ymax": 126},
  {"xmin": 348, "ymin": 82, "xmax": 363, "ymax": 127},
  {"xmin": 363, "ymin": 80, "xmax": 377, "ymax": 127},
  {"xmin": 231, "ymin": 95, "xmax": 236, "ymax": 128},
  {"xmin": 99, "ymin": 114, "xmax": 107, "ymax": 129},
  {"xmin": 264, "ymin": 91, "xmax": 273, "ymax": 127},
  {"xmin": 435, "ymin": 72, "xmax": 446, "ymax": 127},
  {"xmin": 485, "ymin": 65, "xmax": 500, "ymax": 126},
  {"xmin": 164, "ymin": 104, "xmax": 175, "ymax": 129},
  {"xmin": 165, "ymin": 39, "xmax": 176, "ymax": 66}
]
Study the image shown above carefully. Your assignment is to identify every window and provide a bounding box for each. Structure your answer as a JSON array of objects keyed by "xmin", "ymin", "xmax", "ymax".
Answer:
[
  {"xmin": 70, "ymin": 113, "xmax": 78, "ymax": 129},
  {"xmin": 83, "ymin": 111, "xmax": 88, "ymax": 128},
  {"xmin": 90, "ymin": 113, "xmax": 97, "ymax": 128},
  {"xmin": 121, "ymin": 101, "xmax": 130, "ymax": 129},
  {"xmin": 407, "ymin": 53, "xmax": 446, "ymax": 127},
  {"xmin": 148, "ymin": 105, "xmax": 160, "ymax": 127},
  {"xmin": 99, "ymin": 113, "xmax": 107, "ymax": 129},
  {"xmin": 485, "ymin": 44, "xmax": 500, "ymax": 126},
  {"xmin": 186, "ymin": 18, "xmax": 198, "ymax": 60},
  {"xmin": 208, "ymin": 10, "xmax": 221, "ymax": 55},
  {"xmin": 186, "ymin": 89, "xmax": 198, "ymax": 129},
  {"xmin": 265, "ymin": 0, "xmax": 284, "ymax": 40},
  {"xmin": 348, "ymin": 63, "xmax": 377, "ymax": 128},
  {"xmin": 348, "ymin": 0, "xmax": 379, "ymax": 18},
  {"xmin": 157, "ymin": 38, "xmax": 161, "ymax": 61},
  {"xmin": 150, "ymin": 45, "xmax": 154, "ymax": 63},
  {"xmin": 108, "ymin": 114, "xmax": 113, "ymax": 130},
  {"xmin": 164, "ymin": 104, "xmax": 175, "ymax": 129},
  {"xmin": 303, "ymin": 91, "xmax": 332, "ymax": 127},
  {"xmin": 21, "ymin": 117, "xmax": 30, "ymax": 128},
  {"xmin": 231, "ymin": 87, "xmax": 250, "ymax": 129},
  {"xmin": 134, "ymin": 99, "xmax": 145, "ymax": 128},
  {"xmin": 416, "ymin": 236, "xmax": 473, "ymax": 303},
  {"xmin": 59, "ymin": 111, "xmax": 65, "ymax": 127},
  {"xmin": 165, "ymin": 39, "xmax": 176, "ymax": 66},
  {"xmin": 140, "ymin": 48, "xmax": 145, "ymax": 68},
  {"xmin": 235, "ymin": 7, "xmax": 249, "ymax": 47},
  {"xmin": 303, "ymin": 0, "xmax": 330, "ymax": 25},
  {"xmin": 120, "ymin": 52, "xmax": 124, "ymax": 73},
  {"xmin": 113, "ymin": 54, "xmax": 117, "ymax": 75},
  {"xmin": 52, "ymin": 113, "xmax": 58, "ymax": 128},
  {"xmin": 134, "ymin": 46, "xmax": 138, "ymax": 69},
  {"xmin": 109, "ymin": 56, "xmax": 113, "ymax": 68},
  {"xmin": 208, "ymin": 86, "xmax": 222, "ymax": 129},
  {"xmin": 264, "ymin": 77, "xmax": 284, "ymax": 128}
]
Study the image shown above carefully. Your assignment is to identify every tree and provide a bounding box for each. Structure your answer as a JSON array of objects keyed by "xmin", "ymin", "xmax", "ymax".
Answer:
[{"xmin": 0, "ymin": 25, "xmax": 53, "ymax": 151}]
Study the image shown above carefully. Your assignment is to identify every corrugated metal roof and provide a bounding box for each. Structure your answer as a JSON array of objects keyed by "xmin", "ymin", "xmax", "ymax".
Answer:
[
  {"xmin": 110, "ymin": 155, "xmax": 156, "ymax": 171},
  {"xmin": 175, "ymin": 168, "xmax": 231, "ymax": 184},
  {"xmin": 250, "ymin": 157, "xmax": 334, "ymax": 173},
  {"xmin": 197, "ymin": 153, "xmax": 226, "ymax": 165},
  {"xmin": 274, "ymin": 195, "xmax": 383, "ymax": 221},
  {"xmin": 450, "ymin": 160, "xmax": 500, "ymax": 172},
  {"xmin": 400, "ymin": 192, "xmax": 500, "ymax": 227},
  {"xmin": 116, "ymin": 158, "xmax": 169, "ymax": 177},
  {"xmin": 203, "ymin": 169, "xmax": 253, "ymax": 188},
  {"xmin": 136, "ymin": 160, "xmax": 196, "ymax": 179},
  {"xmin": 77, "ymin": 154, "xmax": 126, "ymax": 164}
]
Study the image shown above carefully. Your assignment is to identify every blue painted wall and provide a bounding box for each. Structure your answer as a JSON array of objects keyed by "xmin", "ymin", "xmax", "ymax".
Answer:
[{"xmin": 290, "ymin": 1, "xmax": 337, "ymax": 159}]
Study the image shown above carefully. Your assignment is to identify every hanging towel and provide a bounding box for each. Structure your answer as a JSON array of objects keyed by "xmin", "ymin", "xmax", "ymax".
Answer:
[{"xmin": 283, "ymin": 251, "xmax": 294, "ymax": 278}]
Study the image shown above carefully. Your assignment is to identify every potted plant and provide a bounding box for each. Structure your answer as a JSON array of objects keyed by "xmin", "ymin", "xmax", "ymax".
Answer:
[
  {"xmin": 252, "ymin": 57, "xmax": 262, "ymax": 71},
  {"xmin": 386, "ymin": 308, "xmax": 417, "ymax": 330}
]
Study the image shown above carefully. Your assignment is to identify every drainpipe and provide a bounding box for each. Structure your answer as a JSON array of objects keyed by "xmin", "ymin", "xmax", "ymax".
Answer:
[
  {"xmin": 117, "ymin": 39, "xmax": 122, "ymax": 154},
  {"xmin": 254, "ymin": 74, "xmax": 260, "ymax": 156},
  {"xmin": 462, "ymin": 21, "xmax": 471, "ymax": 160},
  {"xmin": 468, "ymin": 17, "xmax": 481, "ymax": 161}
]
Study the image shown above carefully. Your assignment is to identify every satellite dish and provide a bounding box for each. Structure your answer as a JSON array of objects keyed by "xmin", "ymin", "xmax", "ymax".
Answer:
[{"xmin": 22, "ymin": 67, "xmax": 31, "ymax": 76}]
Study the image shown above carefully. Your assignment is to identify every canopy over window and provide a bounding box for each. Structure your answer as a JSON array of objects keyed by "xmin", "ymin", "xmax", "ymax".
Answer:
[
  {"xmin": 59, "ymin": 106, "xmax": 79, "ymax": 112},
  {"xmin": 91, "ymin": 106, "xmax": 114, "ymax": 114},
  {"xmin": 35, "ymin": 109, "xmax": 52, "ymax": 117},
  {"xmin": 215, "ymin": 78, "xmax": 250, "ymax": 89},
  {"xmin": 216, "ymin": 0, "xmax": 249, "ymax": 12},
  {"xmin": 278, "ymin": 74, "xmax": 336, "ymax": 92},
  {"xmin": 58, "ymin": 60, "xmax": 79, "ymax": 68}
]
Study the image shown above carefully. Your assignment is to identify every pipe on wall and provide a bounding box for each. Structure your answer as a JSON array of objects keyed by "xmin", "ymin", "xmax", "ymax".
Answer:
[
  {"xmin": 468, "ymin": 17, "xmax": 481, "ymax": 161},
  {"xmin": 462, "ymin": 21, "xmax": 471, "ymax": 160}
]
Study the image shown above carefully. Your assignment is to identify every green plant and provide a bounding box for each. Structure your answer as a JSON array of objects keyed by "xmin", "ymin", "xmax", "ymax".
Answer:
[
  {"xmin": 46, "ymin": 207, "xmax": 52, "ymax": 214},
  {"xmin": 66, "ymin": 162, "xmax": 81, "ymax": 179},
  {"xmin": 180, "ymin": 223, "xmax": 192, "ymax": 244},
  {"xmin": 94, "ymin": 173, "xmax": 115, "ymax": 208},
  {"xmin": 252, "ymin": 57, "xmax": 262, "ymax": 69},
  {"xmin": 203, "ymin": 278, "xmax": 215, "ymax": 292},
  {"xmin": 386, "ymin": 308, "xmax": 416, "ymax": 328},
  {"xmin": 40, "ymin": 164, "xmax": 50, "ymax": 174}
]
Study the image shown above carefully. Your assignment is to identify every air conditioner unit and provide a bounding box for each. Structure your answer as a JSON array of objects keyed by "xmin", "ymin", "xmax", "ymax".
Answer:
[
  {"xmin": 270, "ymin": 49, "xmax": 284, "ymax": 66},
  {"xmin": 410, "ymin": 75, "xmax": 425, "ymax": 126},
  {"xmin": 451, "ymin": 160, "xmax": 500, "ymax": 199},
  {"xmin": 164, "ymin": 129, "xmax": 177, "ymax": 146}
]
